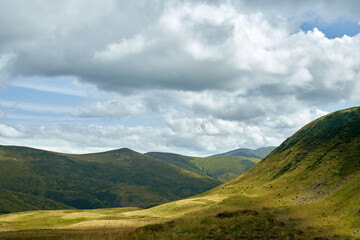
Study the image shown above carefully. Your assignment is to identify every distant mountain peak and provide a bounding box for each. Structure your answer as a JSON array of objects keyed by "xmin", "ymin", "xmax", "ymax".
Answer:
[{"xmin": 211, "ymin": 146, "xmax": 276, "ymax": 158}]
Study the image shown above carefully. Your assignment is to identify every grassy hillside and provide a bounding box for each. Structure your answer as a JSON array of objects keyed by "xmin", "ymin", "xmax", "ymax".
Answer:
[
  {"xmin": 146, "ymin": 152, "xmax": 260, "ymax": 182},
  {"xmin": 1, "ymin": 107, "xmax": 359, "ymax": 239},
  {"xmin": 209, "ymin": 107, "xmax": 360, "ymax": 236},
  {"xmin": 0, "ymin": 147, "xmax": 219, "ymax": 213},
  {"xmin": 211, "ymin": 146, "xmax": 276, "ymax": 158}
]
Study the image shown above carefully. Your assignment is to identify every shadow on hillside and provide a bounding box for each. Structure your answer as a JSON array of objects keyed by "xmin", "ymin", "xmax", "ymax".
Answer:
[{"xmin": 0, "ymin": 207, "xmax": 355, "ymax": 240}]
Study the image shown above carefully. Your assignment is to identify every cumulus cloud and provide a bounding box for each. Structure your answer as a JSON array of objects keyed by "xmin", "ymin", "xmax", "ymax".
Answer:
[
  {"xmin": 0, "ymin": 1, "xmax": 359, "ymax": 154},
  {"xmin": 0, "ymin": 106, "xmax": 327, "ymax": 155},
  {"xmin": 3, "ymin": 1, "xmax": 359, "ymax": 101},
  {"xmin": 0, "ymin": 124, "xmax": 27, "ymax": 138},
  {"xmin": 94, "ymin": 35, "xmax": 149, "ymax": 60}
]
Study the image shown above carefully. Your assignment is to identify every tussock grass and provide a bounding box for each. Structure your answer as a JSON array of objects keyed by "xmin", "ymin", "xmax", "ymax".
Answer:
[{"xmin": 125, "ymin": 205, "xmax": 352, "ymax": 240}]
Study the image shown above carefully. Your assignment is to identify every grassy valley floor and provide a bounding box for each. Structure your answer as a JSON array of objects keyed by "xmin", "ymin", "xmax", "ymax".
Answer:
[{"xmin": 0, "ymin": 192, "xmax": 358, "ymax": 239}]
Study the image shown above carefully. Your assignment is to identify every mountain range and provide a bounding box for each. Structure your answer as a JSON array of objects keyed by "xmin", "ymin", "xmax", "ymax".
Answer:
[{"xmin": 0, "ymin": 145, "xmax": 271, "ymax": 214}]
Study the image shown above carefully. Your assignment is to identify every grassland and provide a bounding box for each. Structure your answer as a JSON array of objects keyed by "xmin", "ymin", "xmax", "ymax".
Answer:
[
  {"xmin": 0, "ymin": 192, "xmax": 356, "ymax": 239},
  {"xmin": 0, "ymin": 107, "xmax": 359, "ymax": 239}
]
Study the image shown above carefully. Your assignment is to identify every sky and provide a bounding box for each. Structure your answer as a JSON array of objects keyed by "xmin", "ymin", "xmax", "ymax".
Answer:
[{"xmin": 1, "ymin": 0, "xmax": 360, "ymax": 156}]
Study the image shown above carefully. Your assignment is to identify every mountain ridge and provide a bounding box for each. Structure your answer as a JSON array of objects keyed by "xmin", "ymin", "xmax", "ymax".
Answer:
[
  {"xmin": 0, "ymin": 145, "xmax": 220, "ymax": 213},
  {"xmin": 0, "ymin": 145, "xmax": 274, "ymax": 213},
  {"xmin": 145, "ymin": 152, "xmax": 261, "ymax": 182},
  {"xmin": 211, "ymin": 146, "xmax": 276, "ymax": 158}
]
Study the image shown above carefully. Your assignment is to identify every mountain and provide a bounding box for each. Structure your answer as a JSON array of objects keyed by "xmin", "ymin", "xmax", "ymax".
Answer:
[
  {"xmin": 207, "ymin": 106, "xmax": 360, "ymax": 236},
  {"xmin": 219, "ymin": 107, "xmax": 360, "ymax": 195},
  {"xmin": 211, "ymin": 146, "xmax": 276, "ymax": 158},
  {"xmin": 145, "ymin": 152, "xmax": 260, "ymax": 182},
  {"xmin": 1, "ymin": 107, "xmax": 359, "ymax": 239},
  {"xmin": 0, "ymin": 146, "xmax": 219, "ymax": 213}
]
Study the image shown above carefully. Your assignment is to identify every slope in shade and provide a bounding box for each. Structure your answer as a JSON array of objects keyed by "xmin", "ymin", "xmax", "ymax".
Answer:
[{"xmin": 0, "ymin": 146, "xmax": 219, "ymax": 213}]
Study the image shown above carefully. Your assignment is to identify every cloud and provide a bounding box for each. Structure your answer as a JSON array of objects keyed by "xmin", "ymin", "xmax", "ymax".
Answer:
[
  {"xmin": 0, "ymin": 53, "xmax": 15, "ymax": 70},
  {"xmin": 3, "ymin": 1, "xmax": 359, "ymax": 101},
  {"xmin": 0, "ymin": 52, "xmax": 17, "ymax": 120},
  {"xmin": 0, "ymin": 106, "xmax": 327, "ymax": 155},
  {"xmin": 0, "ymin": 53, "xmax": 16, "ymax": 85},
  {"xmin": 79, "ymin": 98, "xmax": 155, "ymax": 119},
  {"xmin": 94, "ymin": 35, "xmax": 148, "ymax": 60},
  {"xmin": 0, "ymin": 1, "xmax": 359, "ymax": 154},
  {"xmin": 0, "ymin": 124, "xmax": 27, "ymax": 138},
  {"xmin": 8, "ymin": 76, "xmax": 94, "ymax": 97}
]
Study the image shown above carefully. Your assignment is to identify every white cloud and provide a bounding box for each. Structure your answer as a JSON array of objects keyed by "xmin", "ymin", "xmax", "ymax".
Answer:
[
  {"xmin": 79, "ymin": 99, "xmax": 154, "ymax": 119},
  {"xmin": 0, "ymin": 52, "xmax": 16, "ymax": 88},
  {"xmin": 0, "ymin": 1, "xmax": 360, "ymax": 155},
  {"xmin": 0, "ymin": 53, "xmax": 15, "ymax": 70},
  {"xmin": 94, "ymin": 35, "xmax": 148, "ymax": 60},
  {"xmin": 0, "ymin": 124, "xmax": 27, "ymax": 138},
  {"xmin": 0, "ymin": 105, "xmax": 330, "ymax": 156}
]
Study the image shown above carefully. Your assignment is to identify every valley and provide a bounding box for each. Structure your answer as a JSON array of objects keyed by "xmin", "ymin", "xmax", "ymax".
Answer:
[
  {"xmin": 0, "ymin": 143, "xmax": 267, "ymax": 214},
  {"xmin": 0, "ymin": 107, "xmax": 359, "ymax": 239}
]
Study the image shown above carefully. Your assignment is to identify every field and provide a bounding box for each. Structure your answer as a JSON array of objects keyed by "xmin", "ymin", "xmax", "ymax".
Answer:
[{"xmin": 0, "ymin": 191, "xmax": 358, "ymax": 239}]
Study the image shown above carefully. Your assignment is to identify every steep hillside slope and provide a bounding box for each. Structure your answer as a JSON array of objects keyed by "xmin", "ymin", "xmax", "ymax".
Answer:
[
  {"xmin": 211, "ymin": 107, "xmax": 360, "ymax": 235},
  {"xmin": 0, "ymin": 147, "xmax": 219, "ymax": 213},
  {"xmin": 212, "ymin": 146, "xmax": 276, "ymax": 158},
  {"xmin": 146, "ymin": 152, "xmax": 260, "ymax": 182}
]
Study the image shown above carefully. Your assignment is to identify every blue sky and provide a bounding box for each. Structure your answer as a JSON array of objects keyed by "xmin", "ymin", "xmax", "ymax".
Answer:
[
  {"xmin": 1, "ymin": 0, "xmax": 360, "ymax": 155},
  {"xmin": 301, "ymin": 16, "xmax": 360, "ymax": 39}
]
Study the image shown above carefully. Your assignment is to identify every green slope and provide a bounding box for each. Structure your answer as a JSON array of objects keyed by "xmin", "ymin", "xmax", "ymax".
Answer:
[
  {"xmin": 0, "ymin": 146, "xmax": 220, "ymax": 213},
  {"xmin": 0, "ymin": 190, "xmax": 71, "ymax": 214},
  {"xmin": 209, "ymin": 106, "xmax": 360, "ymax": 236},
  {"xmin": 211, "ymin": 146, "xmax": 276, "ymax": 158},
  {"xmin": 146, "ymin": 152, "xmax": 260, "ymax": 182},
  {"xmin": 1, "ymin": 107, "xmax": 359, "ymax": 239}
]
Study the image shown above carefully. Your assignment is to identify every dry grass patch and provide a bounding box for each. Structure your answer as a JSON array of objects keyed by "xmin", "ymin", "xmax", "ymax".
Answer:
[{"xmin": 60, "ymin": 218, "xmax": 167, "ymax": 229}]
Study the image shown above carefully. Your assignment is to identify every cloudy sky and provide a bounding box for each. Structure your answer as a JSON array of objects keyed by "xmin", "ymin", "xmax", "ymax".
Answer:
[{"xmin": 1, "ymin": 0, "xmax": 360, "ymax": 156}]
